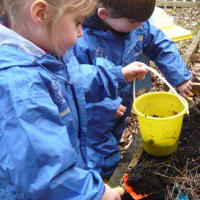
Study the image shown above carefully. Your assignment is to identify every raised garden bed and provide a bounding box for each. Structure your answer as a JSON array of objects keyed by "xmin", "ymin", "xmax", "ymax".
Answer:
[{"xmin": 121, "ymin": 104, "xmax": 200, "ymax": 200}]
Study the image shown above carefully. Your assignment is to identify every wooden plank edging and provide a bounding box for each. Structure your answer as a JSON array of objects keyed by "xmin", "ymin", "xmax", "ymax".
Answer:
[
  {"xmin": 108, "ymin": 132, "xmax": 143, "ymax": 187},
  {"xmin": 183, "ymin": 29, "xmax": 200, "ymax": 65},
  {"xmin": 156, "ymin": 1, "xmax": 200, "ymax": 8}
]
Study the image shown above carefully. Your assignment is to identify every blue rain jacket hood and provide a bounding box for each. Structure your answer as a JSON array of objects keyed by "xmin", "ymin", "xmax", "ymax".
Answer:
[
  {"xmin": 74, "ymin": 13, "xmax": 192, "ymax": 177},
  {"xmin": 0, "ymin": 23, "xmax": 127, "ymax": 199}
]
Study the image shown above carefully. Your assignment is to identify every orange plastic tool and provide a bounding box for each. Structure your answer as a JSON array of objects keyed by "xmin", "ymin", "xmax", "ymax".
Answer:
[{"xmin": 123, "ymin": 174, "xmax": 151, "ymax": 200}]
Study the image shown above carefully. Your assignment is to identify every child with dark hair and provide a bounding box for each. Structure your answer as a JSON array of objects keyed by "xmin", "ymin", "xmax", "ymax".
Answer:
[{"xmin": 74, "ymin": 0, "xmax": 193, "ymax": 179}]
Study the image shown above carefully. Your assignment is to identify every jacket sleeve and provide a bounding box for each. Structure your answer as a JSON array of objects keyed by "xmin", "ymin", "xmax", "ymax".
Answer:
[
  {"xmin": 0, "ymin": 84, "xmax": 104, "ymax": 200},
  {"xmin": 143, "ymin": 21, "xmax": 192, "ymax": 87},
  {"xmin": 78, "ymin": 58, "xmax": 127, "ymax": 103},
  {"xmin": 86, "ymin": 96, "xmax": 122, "ymax": 134}
]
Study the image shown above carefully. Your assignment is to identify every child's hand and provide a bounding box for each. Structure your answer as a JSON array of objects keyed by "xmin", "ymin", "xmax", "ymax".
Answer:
[
  {"xmin": 115, "ymin": 104, "xmax": 127, "ymax": 118},
  {"xmin": 122, "ymin": 61, "xmax": 149, "ymax": 82},
  {"xmin": 176, "ymin": 80, "xmax": 193, "ymax": 98},
  {"xmin": 101, "ymin": 184, "xmax": 121, "ymax": 200}
]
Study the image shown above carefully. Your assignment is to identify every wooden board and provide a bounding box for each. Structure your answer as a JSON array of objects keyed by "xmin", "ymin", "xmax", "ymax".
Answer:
[
  {"xmin": 156, "ymin": 0, "xmax": 200, "ymax": 8},
  {"xmin": 108, "ymin": 132, "xmax": 143, "ymax": 187}
]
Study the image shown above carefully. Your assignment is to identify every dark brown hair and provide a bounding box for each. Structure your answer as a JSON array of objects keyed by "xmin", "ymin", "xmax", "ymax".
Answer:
[{"xmin": 98, "ymin": 0, "xmax": 156, "ymax": 22}]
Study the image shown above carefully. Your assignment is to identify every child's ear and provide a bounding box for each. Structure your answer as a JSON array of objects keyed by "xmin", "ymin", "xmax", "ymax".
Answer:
[
  {"xmin": 30, "ymin": 0, "xmax": 48, "ymax": 25},
  {"xmin": 97, "ymin": 8, "xmax": 109, "ymax": 20}
]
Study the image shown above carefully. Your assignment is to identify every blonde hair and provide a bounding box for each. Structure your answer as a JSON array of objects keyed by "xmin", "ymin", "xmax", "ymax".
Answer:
[
  {"xmin": 3, "ymin": 0, "xmax": 96, "ymax": 26},
  {"xmin": 0, "ymin": 0, "xmax": 4, "ymax": 15},
  {"xmin": 3, "ymin": 0, "xmax": 96, "ymax": 55}
]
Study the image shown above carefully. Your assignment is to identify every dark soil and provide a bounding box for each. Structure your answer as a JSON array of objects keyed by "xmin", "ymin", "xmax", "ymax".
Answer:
[{"xmin": 121, "ymin": 104, "xmax": 200, "ymax": 200}]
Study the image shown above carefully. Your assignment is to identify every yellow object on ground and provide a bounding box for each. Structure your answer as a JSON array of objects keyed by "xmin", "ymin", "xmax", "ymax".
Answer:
[
  {"xmin": 149, "ymin": 7, "xmax": 192, "ymax": 42},
  {"xmin": 133, "ymin": 92, "xmax": 188, "ymax": 157}
]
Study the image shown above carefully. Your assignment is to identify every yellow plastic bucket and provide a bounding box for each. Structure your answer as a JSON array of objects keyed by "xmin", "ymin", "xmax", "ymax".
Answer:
[{"xmin": 133, "ymin": 92, "xmax": 188, "ymax": 157}]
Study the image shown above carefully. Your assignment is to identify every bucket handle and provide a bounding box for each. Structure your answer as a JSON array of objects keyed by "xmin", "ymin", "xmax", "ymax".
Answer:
[{"xmin": 133, "ymin": 65, "xmax": 189, "ymax": 114}]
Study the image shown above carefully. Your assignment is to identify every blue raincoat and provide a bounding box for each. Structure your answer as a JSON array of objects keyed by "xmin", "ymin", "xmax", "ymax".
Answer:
[
  {"xmin": 63, "ymin": 49, "xmax": 123, "ymax": 179},
  {"xmin": 74, "ymin": 14, "xmax": 192, "ymax": 178},
  {"xmin": 0, "ymin": 23, "xmax": 127, "ymax": 199}
]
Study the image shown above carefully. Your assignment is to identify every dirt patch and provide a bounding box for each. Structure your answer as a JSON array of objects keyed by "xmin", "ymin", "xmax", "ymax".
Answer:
[{"xmin": 121, "ymin": 104, "xmax": 200, "ymax": 200}]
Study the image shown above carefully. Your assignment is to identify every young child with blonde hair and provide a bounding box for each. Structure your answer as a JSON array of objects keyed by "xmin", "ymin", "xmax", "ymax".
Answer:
[
  {"xmin": 74, "ymin": 0, "xmax": 193, "ymax": 179},
  {"xmin": 0, "ymin": 0, "xmax": 148, "ymax": 199}
]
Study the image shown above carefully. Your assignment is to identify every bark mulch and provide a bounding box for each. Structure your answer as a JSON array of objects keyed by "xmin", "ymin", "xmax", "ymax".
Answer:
[{"xmin": 121, "ymin": 104, "xmax": 200, "ymax": 200}]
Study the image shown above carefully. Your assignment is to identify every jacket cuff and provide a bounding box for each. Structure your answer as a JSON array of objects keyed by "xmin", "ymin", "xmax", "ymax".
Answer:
[
  {"xmin": 172, "ymin": 74, "xmax": 192, "ymax": 87},
  {"xmin": 110, "ymin": 65, "xmax": 128, "ymax": 89},
  {"xmin": 95, "ymin": 180, "xmax": 106, "ymax": 200}
]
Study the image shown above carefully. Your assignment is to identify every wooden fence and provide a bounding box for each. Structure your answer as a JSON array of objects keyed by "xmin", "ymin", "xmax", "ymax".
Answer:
[{"xmin": 156, "ymin": 0, "xmax": 200, "ymax": 7}]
